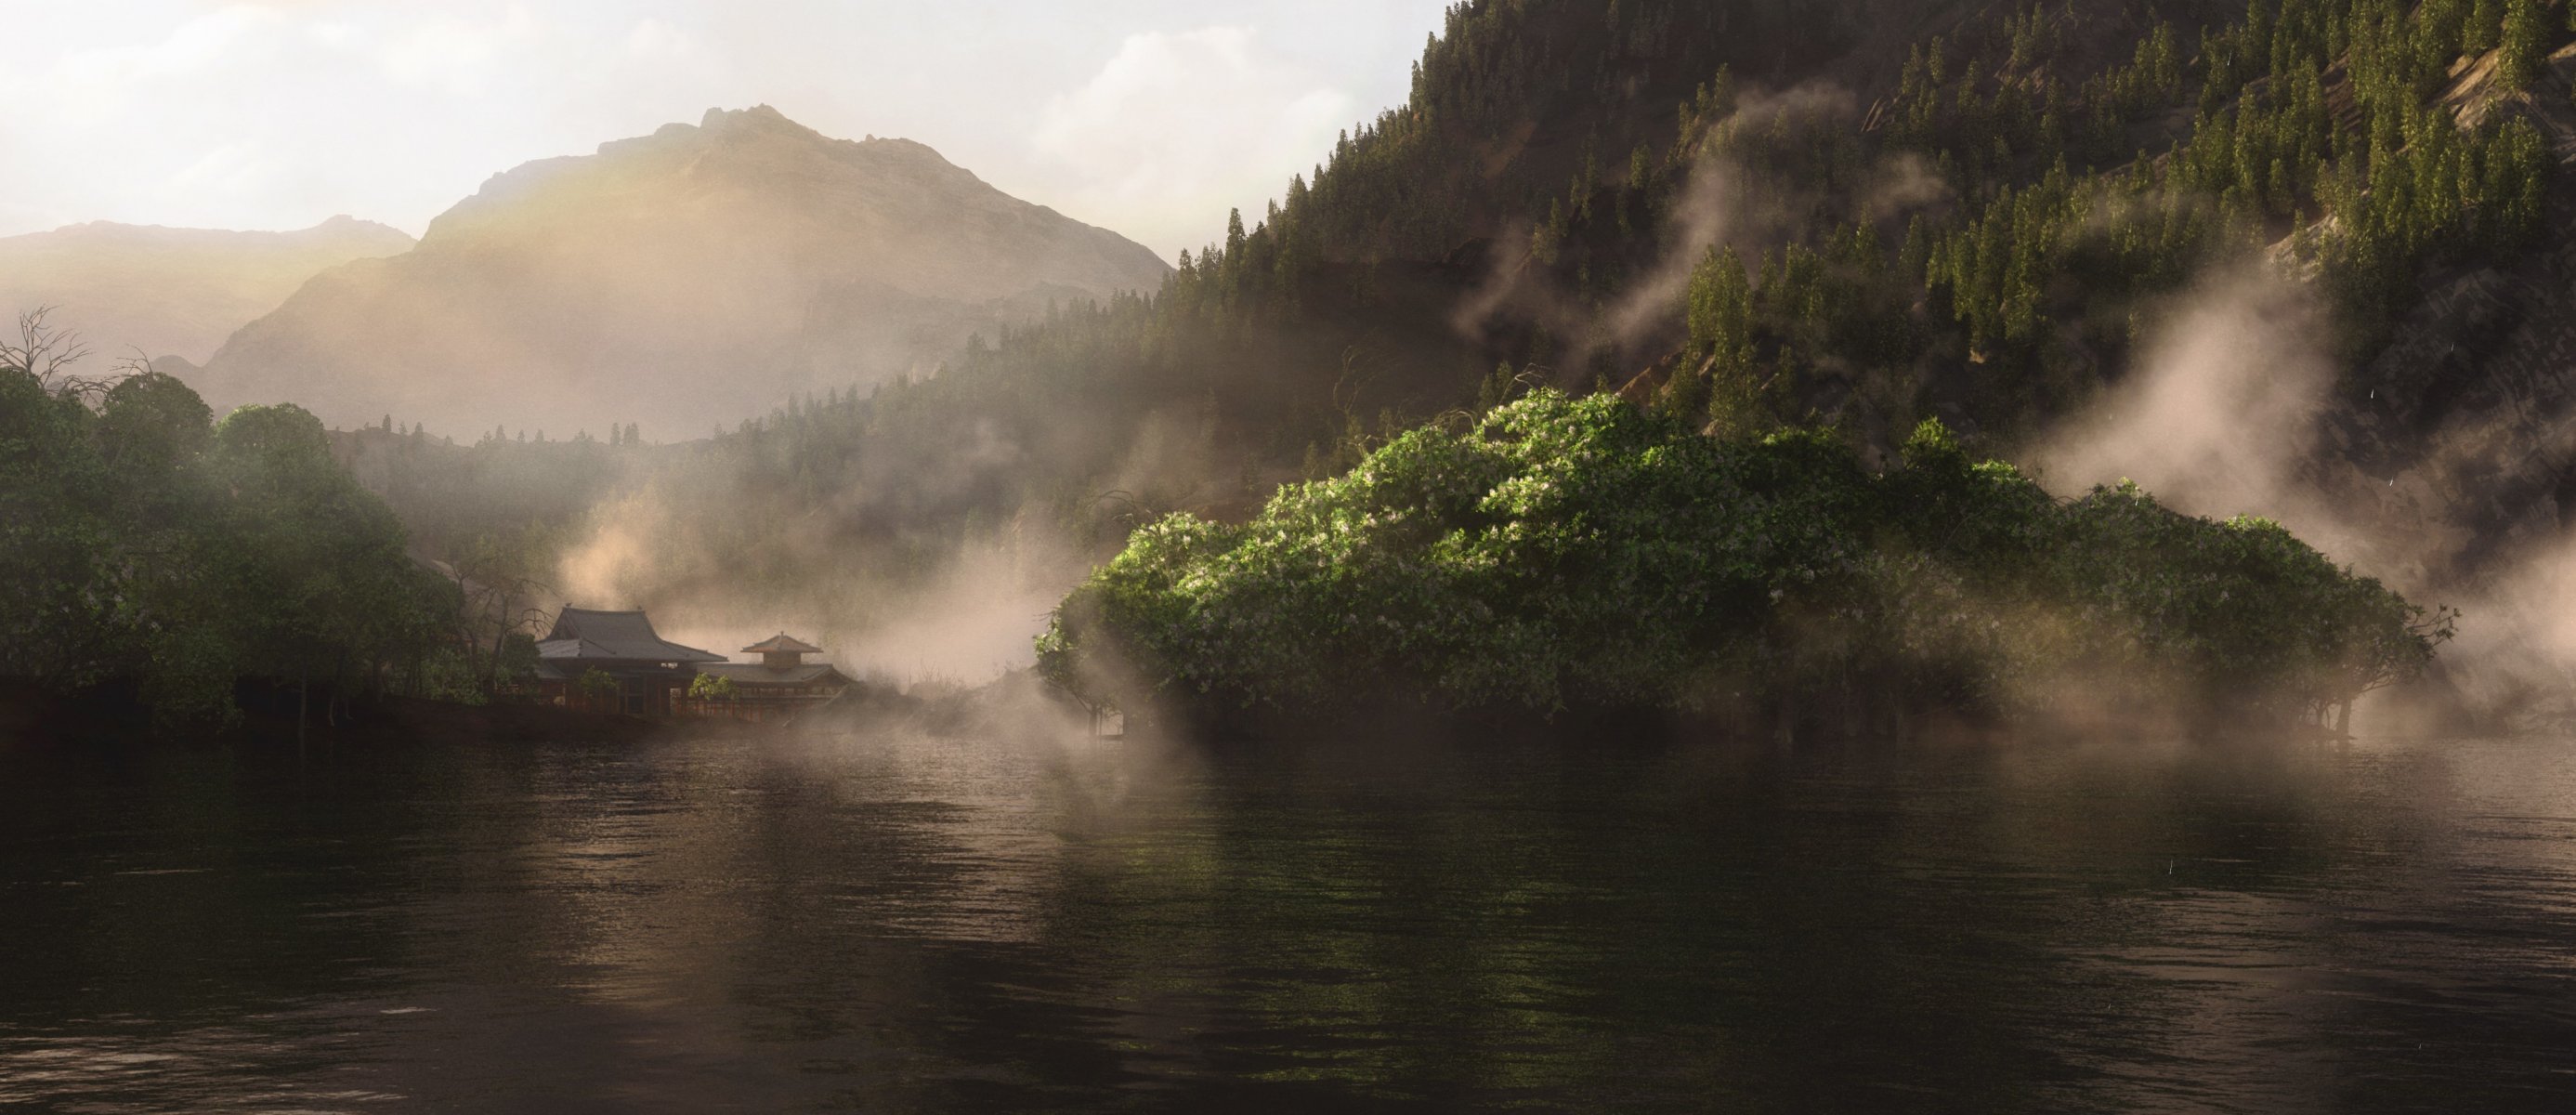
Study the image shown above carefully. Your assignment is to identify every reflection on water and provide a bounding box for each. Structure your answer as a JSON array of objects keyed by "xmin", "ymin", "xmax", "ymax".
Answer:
[{"xmin": 4, "ymin": 727, "xmax": 2575, "ymax": 1111}]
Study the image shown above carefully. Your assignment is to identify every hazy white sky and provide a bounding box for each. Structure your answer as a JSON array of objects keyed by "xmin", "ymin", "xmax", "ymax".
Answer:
[{"xmin": 0, "ymin": 1, "xmax": 1452, "ymax": 259}]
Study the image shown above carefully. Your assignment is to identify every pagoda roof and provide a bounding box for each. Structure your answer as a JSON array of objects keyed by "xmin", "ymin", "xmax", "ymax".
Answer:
[
  {"xmin": 742, "ymin": 632, "xmax": 824, "ymax": 655},
  {"xmin": 540, "ymin": 607, "xmax": 725, "ymax": 663}
]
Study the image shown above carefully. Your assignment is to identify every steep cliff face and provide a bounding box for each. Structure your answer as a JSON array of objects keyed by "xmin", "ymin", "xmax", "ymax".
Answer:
[
  {"xmin": 0, "ymin": 216, "xmax": 414, "ymax": 366},
  {"xmin": 190, "ymin": 106, "xmax": 1169, "ymax": 439}
]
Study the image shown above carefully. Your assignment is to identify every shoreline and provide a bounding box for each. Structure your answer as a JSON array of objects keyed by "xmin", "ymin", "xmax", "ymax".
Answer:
[{"xmin": 0, "ymin": 683, "xmax": 662, "ymax": 749}]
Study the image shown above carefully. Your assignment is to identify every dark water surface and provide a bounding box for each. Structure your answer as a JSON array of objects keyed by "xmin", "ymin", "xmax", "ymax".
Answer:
[{"xmin": 5, "ymin": 725, "xmax": 2575, "ymax": 1112}]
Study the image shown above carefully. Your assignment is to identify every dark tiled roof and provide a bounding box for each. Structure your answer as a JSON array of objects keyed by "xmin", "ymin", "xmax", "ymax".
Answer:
[
  {"xmin": 700, "ymin": 662, "xmax": 851, "ymax": 688},
  {"xmin": 742, "ymin": 633, "xmax": 824, "ymax": 654},
  {"xmin": 540, "ymin": 607, "xmax": 726, "ymax": 663}
]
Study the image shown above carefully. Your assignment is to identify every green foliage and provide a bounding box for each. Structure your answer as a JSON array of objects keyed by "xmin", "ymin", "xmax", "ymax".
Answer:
[
  {"xmin": 687, "ymin": 673, "xmax": 738, "ymax": 701},
  {"xmin": 0, "ymin": 361, "xmax": 460, "ymax": 729},
  {"xmin": 1041, "ymin": 393, "xmax": 2442, "ymax": 723},
  {"xmin": 1668, "ymin": 244, "xmax": 1757, "ymax": 428},
  {"xmin": 0, "ymin": 365, "xmax": 117, "ymax": 689},
  {"xmin": 577, "ymin": 669, "xmax": 621, "ymax": 699},
  {"xmin": 495, "ymin": 631, "xmax": 540, "ymax": 686},
  {"xmin": 203, "ymin": 404, "xmax": 456, "ymax": 702},
  {"xmin": 2498, "ymin": 0, "xmax": 2549, "ymax": 90},
  {"xmin": 407, "ymin": 644, "xmax": 490, "ymax": 706},
  {"xmin": 1871, "ymin": 0, "xmax": 2561, "ymax": 378}
]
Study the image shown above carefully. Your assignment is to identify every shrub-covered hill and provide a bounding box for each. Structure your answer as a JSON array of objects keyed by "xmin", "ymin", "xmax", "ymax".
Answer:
[{"xmin": 1038, "ymin": 390, "xmax": 2445, "ymax": 727}]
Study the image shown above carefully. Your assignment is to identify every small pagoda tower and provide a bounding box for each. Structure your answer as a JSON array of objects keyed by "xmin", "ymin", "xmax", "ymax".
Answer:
[
  {"xmin": 743, "ymin": 632, "xmax": 825, "ymax": 671},
  {"xmin": 686, "ymin": 633, "xmax": 853, "ymax": 723}
]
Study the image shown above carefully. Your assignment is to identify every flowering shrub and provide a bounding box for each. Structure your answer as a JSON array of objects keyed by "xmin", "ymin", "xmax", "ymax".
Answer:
[{"xmin": 1040, "ymin": 390, "xmax": 2443, "ymax": 724}]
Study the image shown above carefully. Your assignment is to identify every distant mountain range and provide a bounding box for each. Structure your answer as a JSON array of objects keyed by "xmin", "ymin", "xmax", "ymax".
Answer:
[
  {"xmin": 0, "ymin": 216, "xmax": 415, "ymax": 368},
  {"xmin": 185, "ymin": 105, "xmax": 1170, "ymax": 439}
]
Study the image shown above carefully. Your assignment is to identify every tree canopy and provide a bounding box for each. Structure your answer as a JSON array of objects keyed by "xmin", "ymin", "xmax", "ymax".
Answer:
[
  {"xmin": 1040, "ymin": 391, "xmax": 2443, "ymax": 727},
  {"xmin": 0, "ymin": 348, "xmax": 464, "ymax": 730}
]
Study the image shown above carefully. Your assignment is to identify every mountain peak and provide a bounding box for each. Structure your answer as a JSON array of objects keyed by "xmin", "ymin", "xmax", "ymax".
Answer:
[
  {"xmin": 193, "ymin": 108, "xmax": 1170, "ymax": 439},
  {"xmin": 699, "ymin": 103, "xmax": 801, "ymax": 133}
]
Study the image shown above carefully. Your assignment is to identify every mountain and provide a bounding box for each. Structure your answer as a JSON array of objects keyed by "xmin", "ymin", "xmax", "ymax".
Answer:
[
  {"xmin": 336, "ymin": 2, "xmax": 2576, "ymax": 722},
  {"xmin": 0, "ymin": 216, "xmax": 414, "ymax": 367},
  {"xmin": 871, "ymin": 0, "xmax": 2574, "ymax": 591},
  {"xmin": 190, "ymin": 106, "xmax": 1169, "ymax": 438}
]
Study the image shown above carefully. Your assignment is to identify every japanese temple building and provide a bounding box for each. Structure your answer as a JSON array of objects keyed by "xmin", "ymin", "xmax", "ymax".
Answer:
[{"xmin": 531, "ymin": 607, "xmax": 726, "ymax": 715}]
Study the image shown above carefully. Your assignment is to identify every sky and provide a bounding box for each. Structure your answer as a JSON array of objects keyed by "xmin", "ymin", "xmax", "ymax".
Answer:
[{"xmin": 0, "ymin": 1, "xmax": 1454, "ymax": 260}]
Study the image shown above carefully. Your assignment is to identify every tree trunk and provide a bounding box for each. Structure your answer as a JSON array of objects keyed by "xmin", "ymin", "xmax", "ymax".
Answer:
[
  {"xmin": 297, "ymin": 671, "xmax": 309, "ymax": 759},
  {"xmin": 2334, "ymin": 698, "xmax": 2353, "ymax": 740},
  {"xmin": 489, "ymin": 624, "xmax": 510, "ymax": 695}
]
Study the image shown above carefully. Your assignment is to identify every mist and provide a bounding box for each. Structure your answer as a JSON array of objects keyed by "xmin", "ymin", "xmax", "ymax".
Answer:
[
  {"xmin": 2037, "ymin": 269, "xmax": 2345, "ymax": 538},
  {"xmin": 532, "ymin": 338, "xmax": 1246, "ymax": 694},
  {"xmin": 554, "ymin": 469, "xmax": 1080, "ymax": 688},
  {"xmin": 2036, "ymin": 263, "xmax": 2576, "ymax": 730},
  {"xmin": 1449, "ymin": 79, "xmax": 1953, "ymax": 393}
]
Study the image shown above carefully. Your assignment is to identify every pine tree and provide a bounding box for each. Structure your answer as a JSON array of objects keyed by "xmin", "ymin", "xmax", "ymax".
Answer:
[
  {"xmin": 1533, "ymin": 198, "xmax": 1567, "ymax": 265},
  {"xmin": 1674, "ymin": 245, "xmax": 1757, "ymax": 429},
  {"xmin": 2496, "ymin": 0, "xmax": 2547, "ymax": 90},
  {"xmin": 2468, "ymin": 0, "xmax": 2505, "ymax": 53}
]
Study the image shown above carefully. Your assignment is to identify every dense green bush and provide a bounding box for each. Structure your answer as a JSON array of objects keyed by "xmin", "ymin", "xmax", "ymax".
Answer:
[
  {"xmin": 0, "ymin": 361, "xmax": 461, "ymax": 729},
  {"xmin": 1040, "ymin": 391, "xmax": 2443, "ymax": 726}
]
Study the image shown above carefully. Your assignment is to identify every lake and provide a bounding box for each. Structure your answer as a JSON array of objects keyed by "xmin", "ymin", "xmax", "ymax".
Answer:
[{"xmin": 4, "ymin": 722, "xmax": 2574, "ymax": 1112}]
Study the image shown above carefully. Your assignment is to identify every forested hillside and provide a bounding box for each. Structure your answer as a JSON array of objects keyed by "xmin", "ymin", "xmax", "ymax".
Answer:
[
  {"xmin": 344, "ymin": 0, "xmax": 2576, "ymax": 713},
  {"xmin": 674, "ymin": 4, "xmax": 2556, "ymax": 498}
]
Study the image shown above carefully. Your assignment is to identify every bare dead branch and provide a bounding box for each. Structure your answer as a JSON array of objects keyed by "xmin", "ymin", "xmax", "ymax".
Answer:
[{"xmin": 2, "ymin": 306, "xmax": 88, "ymax": 387}]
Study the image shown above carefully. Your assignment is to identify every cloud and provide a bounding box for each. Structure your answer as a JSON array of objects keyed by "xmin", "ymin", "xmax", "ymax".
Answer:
[
  {"xmin": 166, "ymin": 139, "xmax": 286, "ymax": 199},
  {"xmin": 27, "ymin": 7, "xmax": 292, "ymax": 129},
  {"xmin": 378, "ymin": 7, "xmax": 545, "ymax": 96},
  {"xmin": 624, "ymin": 17, "xmax": 697, "ymax": 60},
  {"xmin": 0, "ymin": 3, "xmax": 1451, "ymax": 255},
  {"xmin": 0, "ymin": 4, "xmax": 739, "ymax": 237},
  {"xmin": 1031, "ymin": 26, "xmax": 1353, "ymax": 258}
]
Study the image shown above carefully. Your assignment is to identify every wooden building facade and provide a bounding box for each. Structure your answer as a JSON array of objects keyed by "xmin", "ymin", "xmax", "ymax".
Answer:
[{"xmin": 530, "ymin": 607, "xmax": 726, "ymax": 715}]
